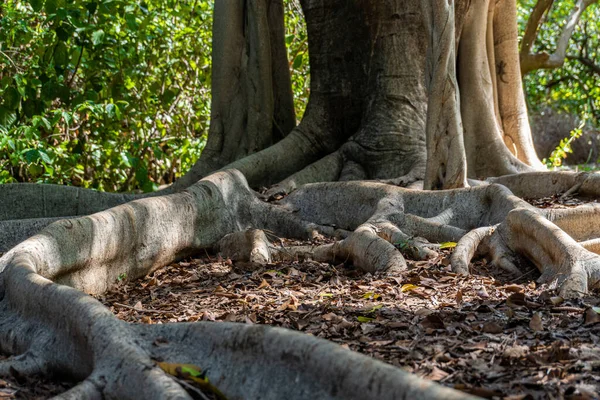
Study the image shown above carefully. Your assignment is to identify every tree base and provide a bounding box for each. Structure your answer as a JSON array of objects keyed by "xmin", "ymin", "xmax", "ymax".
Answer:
[{"xmin": 1, "ymin": 170, "xmax": 600, "ymax": 398}]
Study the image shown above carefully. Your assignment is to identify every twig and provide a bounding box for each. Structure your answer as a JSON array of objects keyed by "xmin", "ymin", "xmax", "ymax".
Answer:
[
  {"xmin": 113, "ymin": 302, "xmax": 172, "ymax": 314},
  {"xmin": 551, "ymin": 306, "xmax": 584, "ymax": 313}
]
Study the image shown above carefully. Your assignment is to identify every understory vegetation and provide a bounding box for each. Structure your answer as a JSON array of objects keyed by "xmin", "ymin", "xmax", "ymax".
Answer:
[
  {"xmin": 0, "ymin": 0, "xmax": 308, "ymax": 191},
  {"xmin": 1, "ymin": 0, "xmax": 597, "ymax": 190}
]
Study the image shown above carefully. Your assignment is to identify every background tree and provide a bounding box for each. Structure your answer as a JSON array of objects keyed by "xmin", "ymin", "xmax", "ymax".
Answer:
[
  {"xmin": 519, "ymin": 0, "xmax": 600, "ymax": 166},
  {"xmin": 1, "ymin": 0, "xmax": 600, "ymax": 398}
]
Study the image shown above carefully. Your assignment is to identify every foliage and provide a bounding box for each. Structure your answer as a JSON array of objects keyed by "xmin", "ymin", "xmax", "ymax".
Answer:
[
  {"xmin": 284, "ymin": 0, "xmax": 309, "ymax": 121},
  {"xmin": 0, "ymin": 0, "xmax": 214, "ymax": 191},
  {"xmin": 517, "ymin": 0, "xmax": 600, "ymax": 128},
  {"xmin": 544, "ymin": 119, "xmax": 585, "ymax": 167},
  {"xmin": 0, "ymin": 0, "xmax": 310, "ymax": 191}
]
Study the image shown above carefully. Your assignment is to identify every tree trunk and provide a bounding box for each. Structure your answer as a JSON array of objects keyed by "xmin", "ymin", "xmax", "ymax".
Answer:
[
  {"xmin": 172, "ymin": 0, "xmax": 296, "ymax": 191},
  {"xmin": 2, "ymin": 1, "xmax": 600, "ymax": 398}
]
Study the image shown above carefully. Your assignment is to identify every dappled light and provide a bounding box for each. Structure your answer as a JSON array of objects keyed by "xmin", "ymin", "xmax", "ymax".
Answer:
[{"xmin": 0, "ymin": 0, "xmax": 599, "ymax": 399}]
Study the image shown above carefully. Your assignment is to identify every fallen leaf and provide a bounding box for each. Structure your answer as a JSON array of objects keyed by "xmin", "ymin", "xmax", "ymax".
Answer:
[
  {"xmin": 550, "ymin": 296, "xmax": 564, "ymax": 306},
  {"xmin": 503, "ymin": 345, "xmax": 529, "ymax": 359},
  {"xmin": 158, "ymin": 362, "xmax": 227, "ymax": 399},
  {"xmin": 475, "ymin": 286, "xmax": 490, "ymax": 299},
  {"xmin": 421, "ymin": 314, "xmax": 445, "ymax": 330},
  {"xmin": 257, "ymin": 279, "xmax": 270, "ymax": 289},
  {"xmin": 506, "ymin": 292, "xmax": 528, "ymax": 308},
  {"xmin": 500, "ymin": 284, "xmax": 524, "ymax": 293},
  {"xmin": 529, "ymin": 313, "xmax": 543, "ymax": 332},
  {"xmin": 424, "ymin": 366, "xmax": 449, "ymax": 381},
  {"xmin": 401, "ymin": 283, "xmax": 419, "ymax": 292},
  {"xmin": 584, "ymin": 307, "xmax": 600, "ymax": 325},
  {"xmin": 482, "ymin": 322, "xmax": 503, "ymax": 334},
  {"xmin": 439, "ymin": 242, "xmax": 457, "ymax": 249}
]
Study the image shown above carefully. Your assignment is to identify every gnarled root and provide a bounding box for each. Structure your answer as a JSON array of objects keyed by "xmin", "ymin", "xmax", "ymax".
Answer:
[
  {"xmin": 0, "ymin": 170, "xmax": 478, "ymax": 399},
  {"xmin": 2, "ymin": 169, "xmax": 600, "ymax": 399},
  {"xmin": 489, "ymin": 171, "xmax": 600, "ymax": 198}
]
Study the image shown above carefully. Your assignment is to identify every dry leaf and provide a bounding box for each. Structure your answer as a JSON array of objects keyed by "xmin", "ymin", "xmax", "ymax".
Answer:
[
  {"xmin": 506, "ymin": 292, "xmax": 528, "ymax": 308},
  {"xmin": 475, "ymin": 286, "xmax": 489, "ymax": 299},
  {"xmin": 482, "ymin": 322, "xmax": 503, "ymax": 334},
  {"xmin": 401, "ymin": 283, "xmax": 419, "ymax": 292},
  {"xmin": 421, "ymin": 314, "xmax": 445, "ymax": 330},
  {"xmin": 584, "ymin": 307, "xmax": 600, "ymax": 325},
  {"xmin": 425, "ymin": 366, "xmax": 449, "ymax": 381},
  {"xmin": 257, "ymin": 279, "xmax": 270, "ymax": 289},
  {"xmin": 529, "ymin": 313, "xmax": 543, "ymax": 332},
  {"xmin": 456, "ymin": 289, "xmax": 463, "ymax": 307}
]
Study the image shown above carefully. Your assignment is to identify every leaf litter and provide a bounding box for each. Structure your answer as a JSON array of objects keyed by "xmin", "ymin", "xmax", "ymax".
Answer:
[{"xmin": 2, "ymin": 194, "xmax": 600, "ymax": 399}]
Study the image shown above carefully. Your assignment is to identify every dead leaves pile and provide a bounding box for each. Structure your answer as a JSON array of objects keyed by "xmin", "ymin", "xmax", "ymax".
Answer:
[
  {"xmin": 2, "ymin": 194, "xmax": 600, "ymax": 399},
  {"xmin": 90, "ymin": 245, "xmax": 600, "ymax": 400}
]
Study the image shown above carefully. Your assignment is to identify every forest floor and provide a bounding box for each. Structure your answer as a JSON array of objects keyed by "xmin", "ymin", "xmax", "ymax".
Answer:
[{"xmin": 2, "ymin": 194, "xmax": 600, "ymax": 399}]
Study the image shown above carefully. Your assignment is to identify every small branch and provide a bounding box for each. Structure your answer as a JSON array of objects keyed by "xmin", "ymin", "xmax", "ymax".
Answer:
[
  {"xmin": 0, "ymin": 50, "xmax": 22, "ymax": 72},
  {"xmin": 520, "ymin": 0, "xmax": 554, "ymax": 57},
  {"xmin": 567, "ymin": 55, "xmax": 600, "ymax": 75},
  {"xmin": 521, "ymin": 0, "xmax": 598, "ymax": 74}
]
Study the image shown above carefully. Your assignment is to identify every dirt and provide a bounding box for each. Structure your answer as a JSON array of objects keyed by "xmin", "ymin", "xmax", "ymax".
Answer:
[{"xmin": 2, "ymin": 195, "xmax": 600, "ymax": 399}]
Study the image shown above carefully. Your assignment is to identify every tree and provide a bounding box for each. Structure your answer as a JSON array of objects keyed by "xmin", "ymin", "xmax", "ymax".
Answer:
[
  {"xmin": 1, "ymin": 0, "xmax": 600, "ymax": 398},
  {"xmin": 519, "ymin": 0, "xmax": 600, "ymax": 150}
]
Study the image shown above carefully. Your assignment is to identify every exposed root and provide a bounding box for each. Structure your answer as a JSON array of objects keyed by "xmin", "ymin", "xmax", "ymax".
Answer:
[
  {"xmin": 52, "ymin": 380, "xmax": 103, "ymax": 400},
  {"xmin": 489, "ymin": 171, "xmax": 600, "ymax": 198},
  {"xmin": 451, "ymin": 226, "xmax": 496, "ymax": 274},
  {"xmin": 494, "ymin": 207, "xmax": 600, "ymax": 297},
  {"xmin": 0, "ymin": 353, "xmax": 45, "ymax": 376},
  {"xmin": 1, "ymin": 170, "xmax": 485, "ymax": 399},
  {"xmin": 217, "ymin": 229, "xmax": 273, "ymax": 265},
  {"xmin": 545, "ymin": 203, "xmax": 600, "ymax": 241},
  {"xmin": 2, "ymin": 169, "xmax": 600, "ymax": 399},
  {"xmin": 581, "ymin": 238, "xmax": 600, "ymax": 255}
]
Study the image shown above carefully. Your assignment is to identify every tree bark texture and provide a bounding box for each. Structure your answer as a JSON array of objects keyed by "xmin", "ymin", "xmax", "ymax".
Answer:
[{"xmin": 2, "ymin": 1, "xmax": 600, "ymax": 399}]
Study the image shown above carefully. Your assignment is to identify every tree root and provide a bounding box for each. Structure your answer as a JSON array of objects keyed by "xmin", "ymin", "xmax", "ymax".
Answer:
[
  {"xmin": 2, "ymin": 169, "xmax": 600, "ymax": 398},
  {"xmin": 488, "ymin": 171, "xmax": 600, "ymax": 198},
  {"xmin": 0, "ymin": 172, "xmax": 477, "ymax": 399}
]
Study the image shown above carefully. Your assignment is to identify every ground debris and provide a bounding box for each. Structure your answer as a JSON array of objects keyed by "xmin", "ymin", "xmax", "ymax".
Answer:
[
  {"xmin": 91, "ymin": 245, "xmax": 600, "ymax": 399},
  {"xmin": 5, "ymin": 195, "xmax": 600, "ymax": 399}
]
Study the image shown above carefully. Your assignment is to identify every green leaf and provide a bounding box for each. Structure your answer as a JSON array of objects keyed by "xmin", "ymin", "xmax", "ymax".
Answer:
[
  {"xmin": 23, "ymin": 149, "xmax": 40, "ymax": 163},
  {"xmin": 0, "ymin": 107, "xmax": 17, "ymax": 129},
  {"xmin": 55, "ymin": 24, "xmax": 72, "ymax": 41},
  {"xmin": 366, "ymin": 304, "xmax": 383, "ymax": 313},
  {"xmin": 44, "ymin": 0, "xmax": 57, "ymax": 14},
  {"xmin": 92, "ymin": 29, "xmax": 105, "ymax": 46},
  {"xmin": 439, "ymin": 241, "xmax": 457, "ymax": 249},
  {"xmin": 86, "ymin": 1, "xmax": 98, "ymax": 15},
  {"xmin": 3, "ymin": 87, "xmax": 21, "ymax": 110},
  {"xmin": 292, "ymin": 54, "xmax": 303, "ymax": 69},
  {"xmin": 54, "ymin": 42, "xmax": 69, "ymax": 67},
  {"xmin": 0, "ymin": 76, "xmax": 11, "ymax": 91},
  {"xmin": 41, "ymin": 81, "xmax": 57, "ymax": 101},
  {"xmin": 38, "ymin": 150, "xmax": 53, "ymax": 164},
  {"xmin": 28, "ymin": 0, "xmax": 44, "ymax": 12}
]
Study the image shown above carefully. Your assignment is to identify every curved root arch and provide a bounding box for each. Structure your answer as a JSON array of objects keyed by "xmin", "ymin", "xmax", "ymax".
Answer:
[
  {"xmin": 0, "ymin": 170, "xmax": 480, "ymax": 399},
  {"xmin": 2, "ymin": 170, "xmax": 600, "ymax": 398}
]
